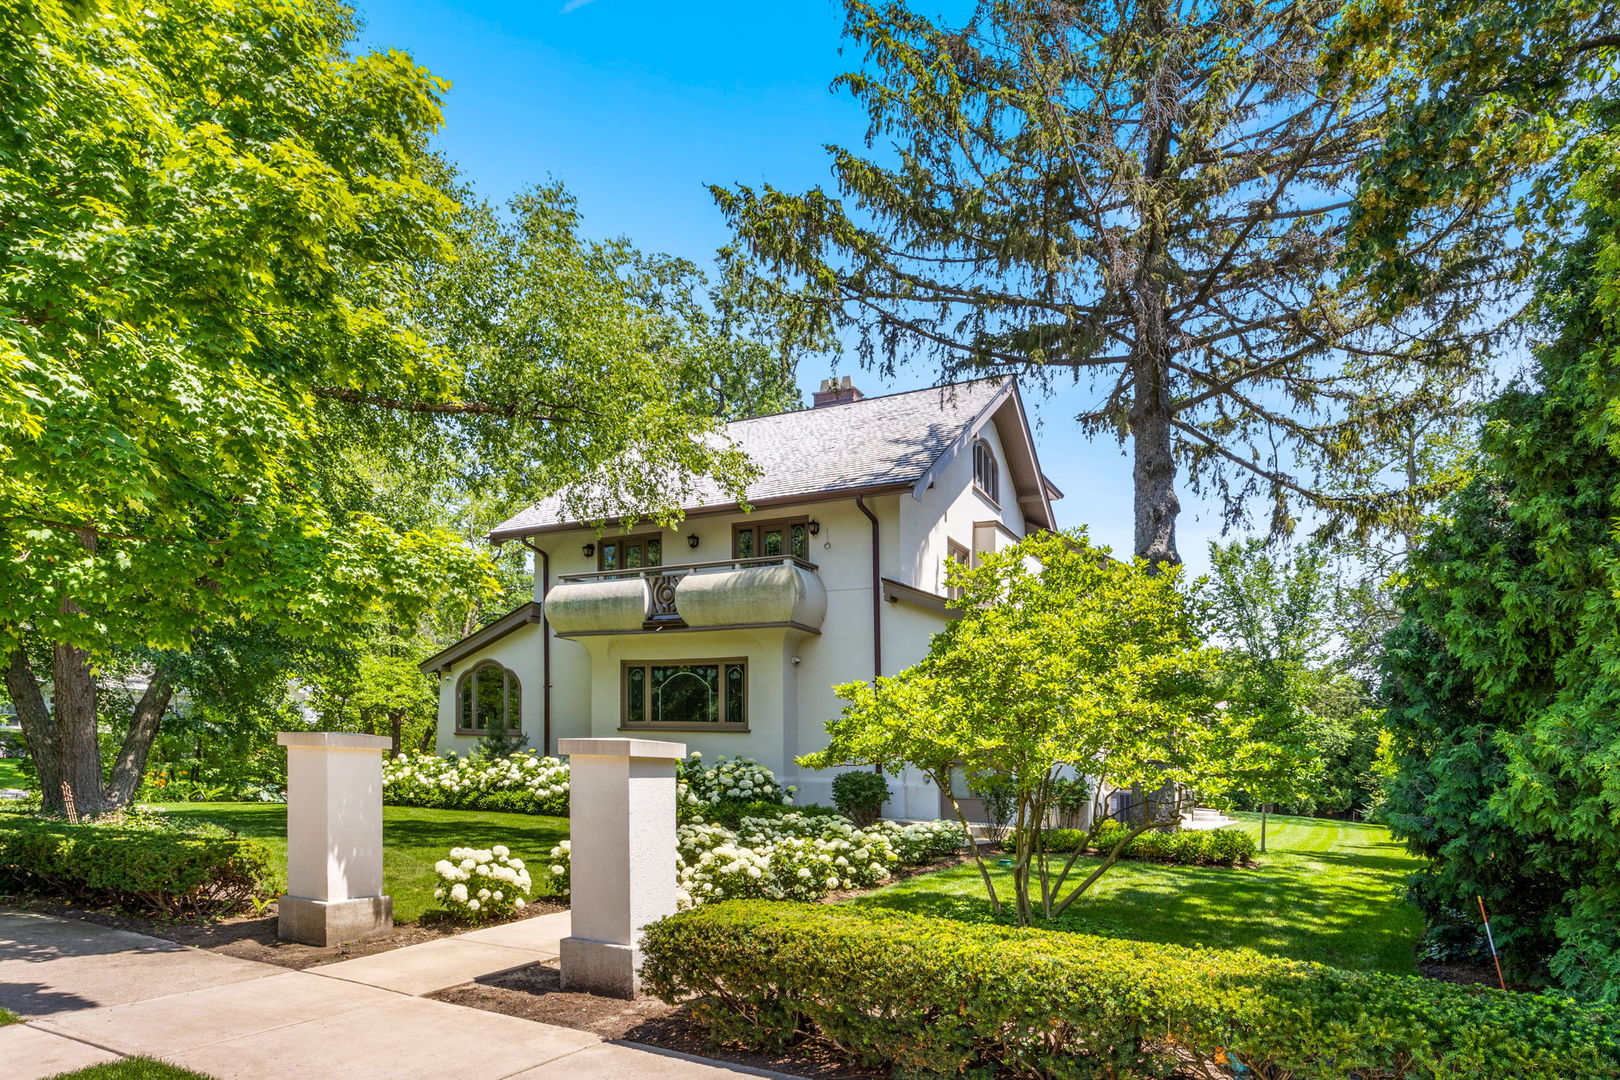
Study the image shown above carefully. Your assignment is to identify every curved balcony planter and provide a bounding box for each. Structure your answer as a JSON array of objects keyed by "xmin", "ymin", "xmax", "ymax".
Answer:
[
  {"xmin": 674, "ymin": 563, "xmax": 826, "ymax": 630},
  {"xmin": 545, "ymin": 557, "xmax": 825, "ymax": 636},
  {"xmin": 544, "ymin": 577, "xmax": 651, "ymax": 634}
]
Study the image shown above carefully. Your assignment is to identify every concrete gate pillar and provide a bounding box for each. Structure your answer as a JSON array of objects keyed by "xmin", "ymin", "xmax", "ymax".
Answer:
[
  {"xmin": 557, "ymin": 736, "xmax": 684, "ymax": 998},
  {"xmin": 276, "ymin": 731, "xmax": 394, "ymax": 946}
]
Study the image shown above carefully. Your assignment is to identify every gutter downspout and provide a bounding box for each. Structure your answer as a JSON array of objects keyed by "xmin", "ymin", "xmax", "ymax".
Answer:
[
  {"xmin": 855, "ymin": 495, "xmax": 881, "ymax": 679},
  {"xmin": 855, "ymin": 495, "xmax": 884, "ymax": 784},
  {"xmin": 520, "ymin": 539, "xmax": 552, "ymax": 756}
]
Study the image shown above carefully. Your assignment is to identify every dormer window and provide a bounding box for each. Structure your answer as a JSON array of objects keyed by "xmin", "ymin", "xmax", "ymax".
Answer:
[{"xmin": 973, "ymin": 438, "xmax": 1000, "ymax": 505}]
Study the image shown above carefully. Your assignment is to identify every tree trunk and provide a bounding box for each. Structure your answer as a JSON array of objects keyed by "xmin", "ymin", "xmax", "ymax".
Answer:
[
  {"xmin": 50, "ymin": 642, "xmax": 109, "ymax": 821},
  {"xmin": 1130, "ymin": 311, "xmax": 1181, "ymax": 566},
  {"xmin": 3, "ymin": 649, "xmax": 63, "ymax": 811},
  {"xmin": 105, "ymin": 668, "xmax": 176, "ymax": 809},
  {"xmin": 418, "ymin": 720, "xmax": 436, "ymax": 755},
  {"xmin": 1261, "ymin": 804, "xmax": 1269, "ymax": 853},
  {"xmin": 389, "ymin": 710, "xmax": 404, "ymax": 758}
]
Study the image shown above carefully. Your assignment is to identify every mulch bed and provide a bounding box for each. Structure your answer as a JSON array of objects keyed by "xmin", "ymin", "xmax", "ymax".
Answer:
[
  {"xmin": 0, "ymin": 894, "xmax": 566, "ymax": 970},
  {"xmin": 429, "ymin": 961, "xmax": 885, "ymax": 1080}
]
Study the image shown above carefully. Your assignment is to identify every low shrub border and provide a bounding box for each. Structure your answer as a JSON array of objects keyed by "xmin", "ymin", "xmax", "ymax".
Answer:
[
  {"xmin": 1025, "ymin": 823, "xmax": 1258, "ymax": 866},
  {"xmin": 0, "ymin": 811, "xmax": 279, "ymax": 917},
  {"xmin": 641, "ymin": 901, "xmax": 1620, "ymax": 1080}
]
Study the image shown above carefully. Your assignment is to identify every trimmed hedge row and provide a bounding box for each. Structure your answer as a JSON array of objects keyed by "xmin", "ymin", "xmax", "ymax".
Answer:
[
  {"xmin": 0, "ymin": 812, "xmax": 279, "ymax": 917},
  {"xmin": 1028, "ymin": 822, "xmax": 1258, "ymax": 866},
  {"xmin": 641, "ymin": 901, "xmax": 1620, "ymax": 1080}
]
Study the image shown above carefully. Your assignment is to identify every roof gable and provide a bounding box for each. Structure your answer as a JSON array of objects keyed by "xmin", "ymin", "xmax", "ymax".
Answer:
[{"xmin": 489, "ymin": 377, "xmax": 1055, "ymax": 540}]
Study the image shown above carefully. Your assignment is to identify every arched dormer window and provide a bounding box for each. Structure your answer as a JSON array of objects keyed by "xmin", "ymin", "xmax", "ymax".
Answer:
[
  {"xmin": 456, "ymin": 660, "xmax": 521, "ymax": 735},
  {"xmin": 972, "ymin": 438, "xmax": 1000, "ymax": 505}
]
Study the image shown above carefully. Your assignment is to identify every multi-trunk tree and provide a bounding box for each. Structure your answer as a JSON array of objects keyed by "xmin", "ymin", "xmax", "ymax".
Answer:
[
  {"xmin": 717, "ymin": 0, "xmax": 1513, "ymax": 564},
  {"xmin": 801, "ymin": 531, "xmax": 1252, "ymax": 925}
]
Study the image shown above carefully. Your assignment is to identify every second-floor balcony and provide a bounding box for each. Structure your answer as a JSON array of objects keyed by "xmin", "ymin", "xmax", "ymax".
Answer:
[{"xmin": 544, "ymin": 556, "xmax": 827, "ymax": 636}]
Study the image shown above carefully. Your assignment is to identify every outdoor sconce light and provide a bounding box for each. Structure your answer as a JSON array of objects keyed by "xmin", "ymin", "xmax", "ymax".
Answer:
[
  {"xmin": 582, "ymin": 542, "xmax": 595, "ymax": 558},
  {"xmin": 687, "ymin": 533, "xmax": 701, "ymax": 549},
  {"xmin": 808, "ymin": 520, "xmax": 821, "ymax": 536}
]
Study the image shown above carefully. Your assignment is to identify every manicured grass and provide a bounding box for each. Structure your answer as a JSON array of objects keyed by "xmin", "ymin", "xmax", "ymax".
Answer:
[
  {"xmin": 849, "ymin": 812, "xmax": 1424, "ymax": 974},
  {"xmin": 0, "ymin": 757, "xmax": 30, "ymax": 789},
  {"xmin": 150, "ymin": 803, "xmax": 569, "ymax": 923},
  {"xmin": 44, "ymin": 1058, "xmax": 215, "ymax": 1079}
]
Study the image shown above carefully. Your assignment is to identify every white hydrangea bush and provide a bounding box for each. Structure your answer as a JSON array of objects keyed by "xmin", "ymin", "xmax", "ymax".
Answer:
[
  {"xmin": 541, "ymin": 840, "xmax": 571, "ymax": 896},
  {"xmin": 385, "ymin": 752, "xmax": 569, "ymax": 815},
  {"xmin": 432, "ymin": 845, "xmax": 533, "ymax": 922},
  {"xmin": 677, "ymin": 752, "xmax": 795, "ymax": 810},
  {"xmin": 864, "ymin": 819, "xmax": 965, "ymax": 864}
]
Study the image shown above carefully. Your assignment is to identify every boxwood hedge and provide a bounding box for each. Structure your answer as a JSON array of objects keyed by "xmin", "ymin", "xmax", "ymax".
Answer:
[
  {"xmin": 0, "ymin": 811, "xmax": 279, "ymax": 917},
  {"xmin": 641, "ymin": 901, "xmax": 1620, "ymax": 1080},
  {"xmin": 1027, "ymin": 822, "xmax": 1258, "ymax": 866}
]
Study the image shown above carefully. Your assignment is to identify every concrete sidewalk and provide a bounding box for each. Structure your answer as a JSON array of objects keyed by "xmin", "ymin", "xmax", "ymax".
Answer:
[{"xmin": 0, "ymin": 909, "xmax": 784, "ymax": 1080}]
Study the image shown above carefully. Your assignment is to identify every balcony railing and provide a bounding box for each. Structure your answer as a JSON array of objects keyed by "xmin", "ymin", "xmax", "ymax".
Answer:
[{"xmin": 547, "ymin": 555, "xmax": 825, "ymax": 635}]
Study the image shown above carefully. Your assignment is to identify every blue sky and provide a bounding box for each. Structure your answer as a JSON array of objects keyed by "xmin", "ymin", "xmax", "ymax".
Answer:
[{"xmin": 355, "ymin": 0, "xmax": 1232, "ymax": 571}]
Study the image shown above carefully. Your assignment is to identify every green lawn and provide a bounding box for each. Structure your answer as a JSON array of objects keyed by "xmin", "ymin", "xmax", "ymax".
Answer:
[
  {"xmin": 849, "ymin": 812, "xmax": 1424, "ymax": 974},
  {"xmin": 0, "ymin": 757, "xmax": 30, "ymax": 790},
  {"xmin": 45, "ymin": 1059, "xmax": 214, "ymax": 1080},
  {"xmin": 151, "ymin": 803, "xmax": 569, "ymax": 923}
]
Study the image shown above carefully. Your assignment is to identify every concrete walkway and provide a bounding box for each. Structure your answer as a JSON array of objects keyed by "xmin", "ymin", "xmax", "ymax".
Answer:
[{"xmin": 0, "ymin": 909, "xmax": 785, "ymax": 1080}]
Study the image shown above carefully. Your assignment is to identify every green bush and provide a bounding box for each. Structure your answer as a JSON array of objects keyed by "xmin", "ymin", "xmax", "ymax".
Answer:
[
  {"xmin": 1032, "ymin": 823, "xmax": 1257, "ymax": 866},
  {"xmin": 0, "ymin": 810, "xmax": 279, "ymax": 917},
  {"xmin": 699, "ymin": 800, "xmax": 844, "ymax": 831},
  {"xmin": 830, "ymin": 771, "xmax": 890, "ymax": 827},
  {"xmin": 642, "ymin": 902, "xmax": 1620, "ymax": 1080}
]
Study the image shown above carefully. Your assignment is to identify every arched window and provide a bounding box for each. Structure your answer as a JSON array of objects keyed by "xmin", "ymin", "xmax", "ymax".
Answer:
[
  {"xmin": 456, "ymin": 660, "xmax": 521, "ymax": 734},
  {"xmin": 972, "ymin": 438, "xmax": 999, "ymax": 504}
]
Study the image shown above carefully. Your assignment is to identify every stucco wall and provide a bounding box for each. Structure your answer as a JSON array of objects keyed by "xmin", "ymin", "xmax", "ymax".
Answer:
[{"xmin": 433, "ymin": 622, "xmax": 545, "ymax": 756}]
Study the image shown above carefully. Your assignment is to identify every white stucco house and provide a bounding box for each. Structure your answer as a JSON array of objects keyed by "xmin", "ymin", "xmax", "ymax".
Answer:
[{"xmin": 419, "ymin": 375, "xmax": 1062, "ymax": 820}]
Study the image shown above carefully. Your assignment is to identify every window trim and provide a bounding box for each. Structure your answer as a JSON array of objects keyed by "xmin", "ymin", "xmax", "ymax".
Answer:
[
  {"xmin": 619, "ymin": 657, "xmax": 749, "ymax": 732},
  {"xmin": 972, "ymin": 439, "xmax": 1000, "ymax": 506},
  {"xmin": 454, "ymin": 660, "xmax": 522, "ymax": 735},
  {"xmin": 730, "ymin": 516, "xmax": 810, "ymax": 561},
  {"xmin": 598, "ymin": 532, "xmax": 664, "ymax": 573},
  {"xmin": 945, "ymin": 539, "xmax": 971, "ymax": 600}
]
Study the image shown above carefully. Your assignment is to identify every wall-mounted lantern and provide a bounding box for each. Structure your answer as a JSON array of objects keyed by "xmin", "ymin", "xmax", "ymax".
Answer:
[
  {"xmin": 687, "ymin": 534, "xmax": 701, "ymax": 549},
  {"xmin": 808, "ymin": 520, "xmax": 821, "ymax": 536},
  {"xmin": 582, "ymin": 543, "xmax": 596, "ymax": 559}
]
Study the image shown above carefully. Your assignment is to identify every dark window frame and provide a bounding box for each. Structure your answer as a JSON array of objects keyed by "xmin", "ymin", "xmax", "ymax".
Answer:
[
  {"xmin": 730, "ymin": 516, "xmax": 810, "ymax": 562},
  {"xmin": 620, "ymin": 658, "xmax": 749, "ymax": 732},
  {"xmin": 455, "ymin": 660, "xmax": 522, "ymax": 735},
  {"xmin": 972, "ymin": 439, "xmax": 1000, "ymax": 506},
  {"xmin": 598, "ymin": 532, "xmax": 664, "ymax": 573}
]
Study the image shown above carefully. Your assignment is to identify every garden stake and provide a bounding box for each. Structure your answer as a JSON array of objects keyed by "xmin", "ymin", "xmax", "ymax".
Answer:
[{"xmin": 1477, "ymin": 895, "xmax": 1506, "ymax": 990}]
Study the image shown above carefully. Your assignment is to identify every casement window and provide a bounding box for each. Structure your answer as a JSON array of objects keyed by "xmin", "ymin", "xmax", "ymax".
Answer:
[
  {"xmin": 731, "ymin": 517, "xmax": 809, "ymax": 561},
  {"xmin": 599, "ymin": 534, "xmax": 662, "ymax": 573},
  {"xmin": 621, "ymin": 659, "xmax": 748, "ymax": 731},
  {"xmin": 972, "ymin": 439, "xmax": 1000, "ymax": 505},
  {"xmin": 456, "ymin": 660, "xmax": 521, "ymax": 734},
  {"xmin": 945, "ymin": 540, "xmax": 971, "ymax": 600}
]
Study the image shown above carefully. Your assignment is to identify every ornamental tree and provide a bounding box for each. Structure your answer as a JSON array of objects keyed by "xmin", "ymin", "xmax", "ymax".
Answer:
[
  {"xmin": 0, "ymin": 0, "xmax": 771, "ymax": 818},
  {"xmin": 800, "ymin": 530, "xmax": 1253, "ymax": 925},
  {"xmin": 717, "ymin": 0, "xmax": 1512, "ymax": 565}
]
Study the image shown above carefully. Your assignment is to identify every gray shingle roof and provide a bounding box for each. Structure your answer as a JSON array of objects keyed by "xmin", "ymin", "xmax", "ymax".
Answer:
[{"xmin": 490, "ymin": 377, "xmax": 1012, "ymax": 539}]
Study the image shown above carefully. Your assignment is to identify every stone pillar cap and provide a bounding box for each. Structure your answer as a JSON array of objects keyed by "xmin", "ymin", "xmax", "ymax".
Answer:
[
  {"xmin": 558, "ymin": 737, "xmax": 687, "ymax": 760},
  {"xmin": 277, "ymin": 732, "xmax": 394, "ymax": 750}
]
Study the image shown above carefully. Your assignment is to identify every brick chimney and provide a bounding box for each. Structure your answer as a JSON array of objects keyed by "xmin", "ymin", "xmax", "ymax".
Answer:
[{"xmin": 812, "ymin": 375, "xmax": 864, "ymax": 408}]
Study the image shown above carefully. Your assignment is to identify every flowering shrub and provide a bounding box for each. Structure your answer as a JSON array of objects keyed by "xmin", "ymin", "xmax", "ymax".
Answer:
[
  {"xmin": 541, "ymin": 840, "xmax": 571, "ymax": 896},
  {"xmin": 864, "ymin": 818, "xmax": 965, "ymax": 864},
  {"xmin": 385, "ymin": 752, "xmax": 569, "ymax": 816},
  {"xmin": 432, "ymin": 845, "xmax": 532, "ymax": 922},
  {"xmin": 678, "ymin": 752, "xmax": 794, "ymax": 817},
  {"xmin": 662, "ymin": 810, "xmax": 961, "ymax": 908}
]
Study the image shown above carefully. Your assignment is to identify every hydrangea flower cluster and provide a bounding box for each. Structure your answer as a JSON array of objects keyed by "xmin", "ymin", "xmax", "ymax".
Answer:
[
  {"xmin": 542, "ymin": 840, "xmax": 571, "ymax": 895},
  {"xmin": 664, "ymin": 810, "xmax": 961, "ymax": 909},
  {"xmin": 432, "ymin": 844, "xmax": 533, "ymax": 922},
  {"xmin": 677, "ymin": 752, "xmax": 795, "ymax": 809},
  {"xmin": 385, "ymin": 752, "xmax": 569, "ymax": 816}
]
